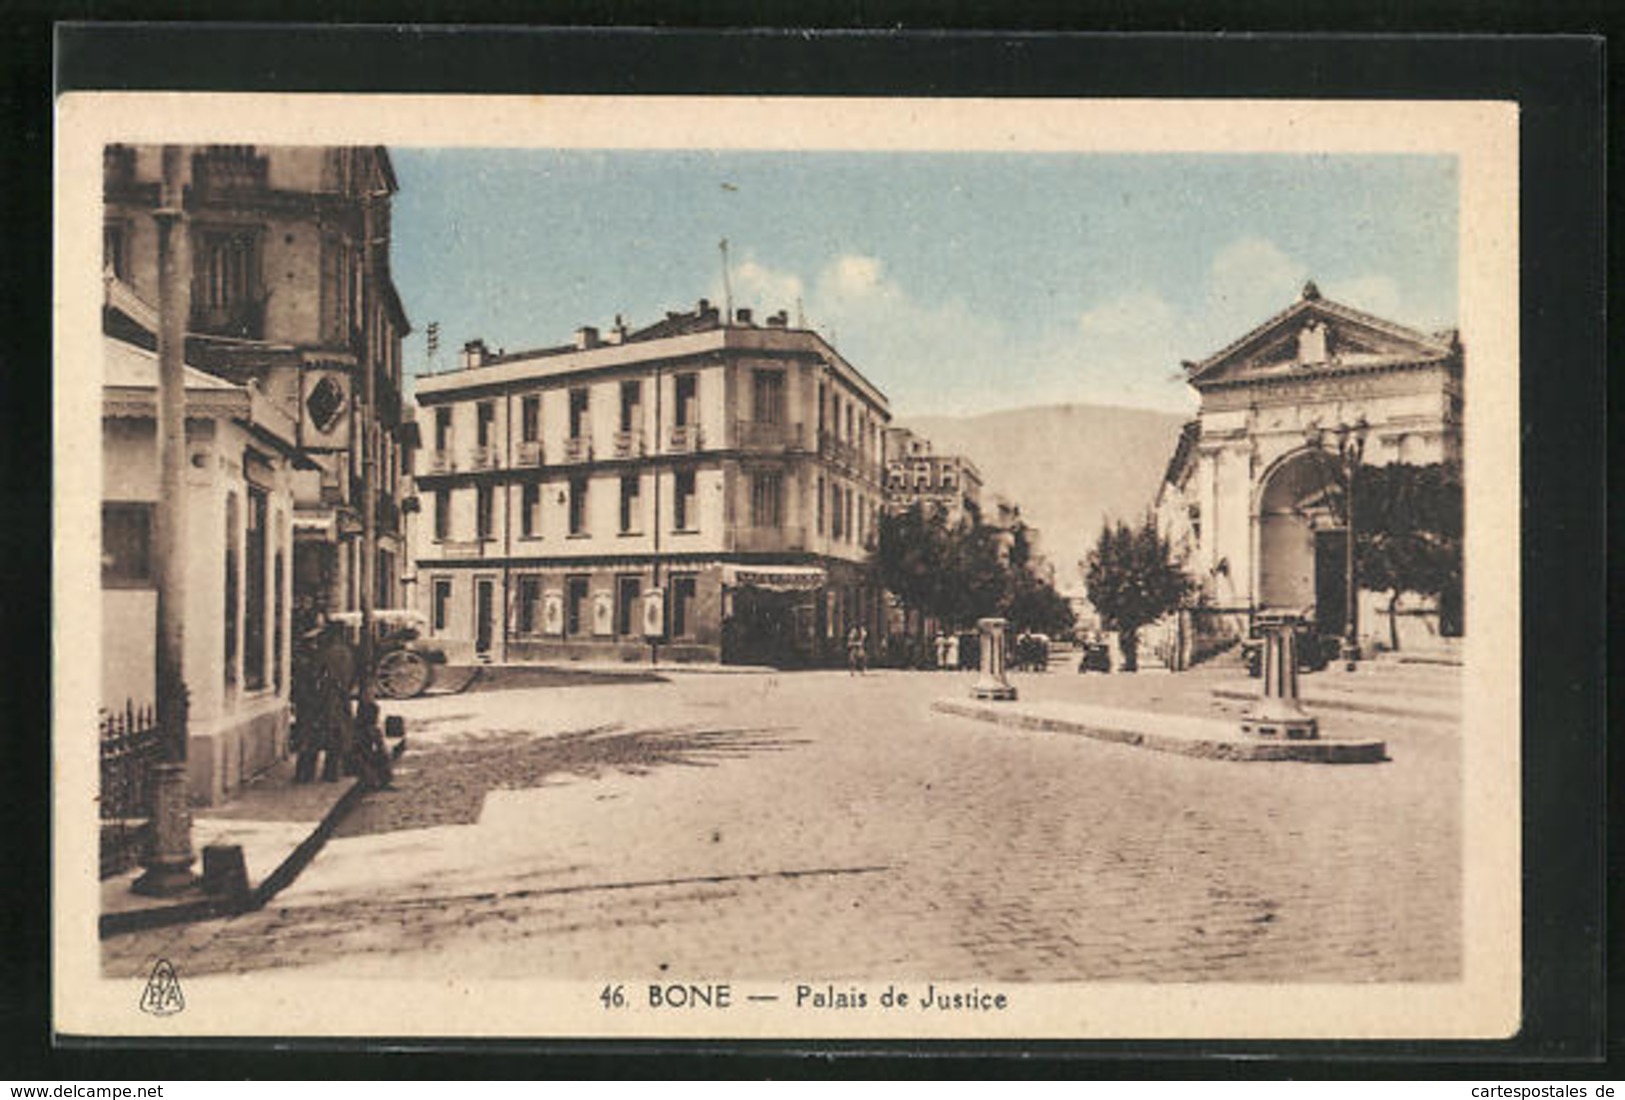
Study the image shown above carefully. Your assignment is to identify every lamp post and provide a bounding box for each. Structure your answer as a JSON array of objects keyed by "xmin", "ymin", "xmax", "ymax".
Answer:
[{"xmin": 1305, "ymin": 416, "xmax": 1370, "ymax": 671}]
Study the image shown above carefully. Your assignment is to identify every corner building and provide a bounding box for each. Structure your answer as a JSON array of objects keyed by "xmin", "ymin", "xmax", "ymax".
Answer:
[{"xmin": 412, "ymin": 302, "xmax": 891, "ymax": 666}]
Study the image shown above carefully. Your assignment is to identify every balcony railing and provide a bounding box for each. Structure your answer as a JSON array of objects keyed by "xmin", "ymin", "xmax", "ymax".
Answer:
[
  {"xmin": 736, "ymin": 420, "xmax": 804, "ymax": 451},
  {"xmin": 668, "ymin": 424, "xmax": 704, "ymax": 453},
  {"xmin": 563, "ymin": 435, "xmax": 593, "ymax": 463},
  {"xmin": 515, "ymin": 439, "xmax": 543, "ymax": 467},
  {"xmin": 731, "ymin": 525, "xmax": 807, "ymax": 553},
  {"xmin": 469, "ymin": 445, "xmax": 501, "ymax": 471},
  {"xmin": 612, "ymin": 429, "xmax": 646, "ymax": 459},
  {"xmin": 819, "ymin": 430, "xmax": 858, "ymax": 470},
  {"xmin": 190, "ymin": 298, "xmax": 266, "ymax": 340},
  {"xmin": 191, "ymin": 146, "xmax": 269, "ymax": 195},
  {"xmin": 425, "ymin": 451, "xmax": 454, "ymax": 476}
]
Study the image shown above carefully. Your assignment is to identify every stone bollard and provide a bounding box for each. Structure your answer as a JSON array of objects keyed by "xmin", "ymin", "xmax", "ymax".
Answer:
[
  {"xmin": 1240, "ymin": 621, "xmax": 1319, "ymax": 740},
  {"xmin": 971, "ymin": 617, "xmax": 1018, "ymax": 701}
]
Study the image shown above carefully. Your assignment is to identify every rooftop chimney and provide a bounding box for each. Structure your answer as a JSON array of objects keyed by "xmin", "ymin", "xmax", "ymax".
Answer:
[
  {"xmin": 575, "ymin": 326, "xmax": 600, "ymax": 350},
  {"xmin": 461, "ymin": 339, "xmax": 488, "ymax": 370},
  {"xmin": 735, "ymin": 307, "xmax": 753, "ymax": 325},
  {"xmin": 766, "ymin": 309, "xmax": 789, "ymax": 328}
]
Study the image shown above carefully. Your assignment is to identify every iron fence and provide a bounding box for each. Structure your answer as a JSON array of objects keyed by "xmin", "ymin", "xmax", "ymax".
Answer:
[{"xmin": 99, "ymin": 701, "xmax": 162, "ymax": 879}]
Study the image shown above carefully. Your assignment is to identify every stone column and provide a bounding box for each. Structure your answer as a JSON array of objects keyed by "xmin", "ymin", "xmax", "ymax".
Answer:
[
  {"xmin": 971, "ymin": 617, "xmax": 1017, "ymax": 701},
  {"xmin": 1240, "ymin": 621, "xmax": 1318, "ymax": 740}
]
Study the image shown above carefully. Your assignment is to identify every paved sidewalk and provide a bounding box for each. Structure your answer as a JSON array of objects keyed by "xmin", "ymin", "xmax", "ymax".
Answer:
[{"xmin": 100, "ymin": 756, "xmax": 363, "ymax": 937}]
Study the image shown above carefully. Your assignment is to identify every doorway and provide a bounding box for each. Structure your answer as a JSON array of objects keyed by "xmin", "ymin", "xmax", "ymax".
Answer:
[{"xmin": 475, "ymin": 578, "xmax": 494, "ymax": 655}]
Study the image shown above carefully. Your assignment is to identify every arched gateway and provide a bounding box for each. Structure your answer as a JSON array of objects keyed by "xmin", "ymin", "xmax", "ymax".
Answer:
[{"xmin": 1153, "ymin": 283, "xmax": 1463, "ymax": 659}]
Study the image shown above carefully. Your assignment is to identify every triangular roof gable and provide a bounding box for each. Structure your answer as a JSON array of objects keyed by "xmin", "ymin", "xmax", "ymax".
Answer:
[{"xmin": 1185, "ymin": 289, "xmax": 1454, "ymax": 387}]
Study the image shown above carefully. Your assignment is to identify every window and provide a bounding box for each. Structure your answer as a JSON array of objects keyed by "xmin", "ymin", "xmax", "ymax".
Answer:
[
  {"xmin": 569, "ymin": 477, "xmax": 588, "ymax": 535},
  {"xmin": 750, "ymin": 470, "xmax": 783, "ymax": 528},
  {"xmin": 476, "ymin": 402, "xmax": 495, "ymax": 448},
  {"xmin": 222, "ymin": 495, "xmax": 237, "ymax": 686},
  {"xmin": 752, "ymin": 369, "xmax": 786, "ymax": 425},
  {"xmin": 518, "ymin": 576, "xmax": 542, "ymax": 635},
  {"xmin": 674, "ymin": 470, "xmax": 697, "ymax": 531},
  {"xmin": 434, "ymin": 488, "xmax": 451, "ymax": 541},
  {"xmin": 616, "ymin": 574, "xmax": 642, "ymax": 636},
  {"xmin": 816, "ymin": 474, "xmax": 825, "ymax": 534},
  {"xmin": 619, "ymin": 475, "xmax": 641, "ymax": 533},
  {"xmin": 844, "ymin": 488, "xmax": 854, "ymax": 544},
  {"xmin": 243, "ymin": 487, "xmax": 268, "ymax": 690},
  {"xmin": 566, "ymin": 575, "xmax": 589, "ymax": 635},
  {"xmin": 434, "ymin": 406, "xmax": 452, "ymax": 452},
  {"xmin": 192, "ymin": 228, "xmax": 263, "ymax": 337},
  {"xmin": 831, "ymin": 483, "xmax": 844, "ymax": 540},
  {"xmin": 430, "ymin": 578, "xmax": 452, "ymax": 633},
  {"xmin": 675, "ymin": 373, "xmax": 697, "ymax": 426},
  {"xmin": 521, "ymin": 483, "xmax": 540, "ymax": 538},
  {"xmin": 817, "ymin": 381, "xmax": 826, "ymax": 433},
  {"xmin": 620, "ymin": 380, "xmax": 642, "ymax": 432},
  {"xmin": 476, "ymin": 485, "xmax": 494, "ymax": 540},
  {"xmin": 569, "ymin": 387, "xmax": 589, "ymax": 439},
  {"xmin": 670, "ymin": 575, "xmax": 697, "ymax": 639},
  {"xmin": 102, "ymin": 502, "xmax": 154, "ymax": 587},
  {"xmin": 521, "ymin": 395, "xmax": 540, "ymax": 442},
  {"xmin": 273, "ymin": 549, "xmax": 286, "ymax": 692}
]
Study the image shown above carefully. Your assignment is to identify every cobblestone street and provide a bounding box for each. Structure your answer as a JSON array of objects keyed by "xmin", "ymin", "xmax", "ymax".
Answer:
[{"xmin": 104, "ymin": 663, "xmax": 1460, "ymax": 985}]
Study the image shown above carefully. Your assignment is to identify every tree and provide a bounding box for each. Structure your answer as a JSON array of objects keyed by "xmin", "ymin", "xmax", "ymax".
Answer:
[
  {"xmin": 1352, "ymin": 462, "xmax": 1463, "ymax": 649},
  {"xmin": 1083, "ymin": 515, "xmax": 1192, "ymax": 671}
]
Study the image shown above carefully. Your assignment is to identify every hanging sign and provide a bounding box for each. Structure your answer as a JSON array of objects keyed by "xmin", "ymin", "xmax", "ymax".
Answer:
[{"xmin": 299, "ymin": 365, "xmax": 353, "ymax": 451}]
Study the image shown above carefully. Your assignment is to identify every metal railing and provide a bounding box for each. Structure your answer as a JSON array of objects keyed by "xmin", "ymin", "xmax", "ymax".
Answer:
[
  {"xmin": 426, "ymin": 451, "xmax": 455, "ymax": 475},
  {"xmin": 515, "ymin": 440, "xmax": 544, "ymax": 467},
  {"xmin": 613, "ymin": 429, "xmax": 645, "ymax": 458},
  {"xmin": 563, "ymin": 435, "xmax": 593, "ymax": 463},
  {"xmin": 469, "ymin": 445, "xmax": 501, "ymax": 470},
  {"xmin": 668, "ymin": 424, "xmax": 704, "ymax": 453},
  {"xmin": 100, "ymin": 701, "xmax": 162, "ymax": 879}
]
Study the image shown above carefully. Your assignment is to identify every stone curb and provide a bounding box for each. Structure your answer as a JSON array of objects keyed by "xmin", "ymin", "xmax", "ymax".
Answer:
[
  {"xmin": 99, "ymin": 777, "xmax": 367, "ymax": 939},
  {"xmin": 932, "ymin": 699, "xmax": 1387, "ymax": 764}
]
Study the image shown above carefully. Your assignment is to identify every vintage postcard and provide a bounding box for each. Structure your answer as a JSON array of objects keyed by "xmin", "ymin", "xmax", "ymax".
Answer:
[{"xmin": 55, "ymin": 92, "xmax": 1519, "ymax": 1041}]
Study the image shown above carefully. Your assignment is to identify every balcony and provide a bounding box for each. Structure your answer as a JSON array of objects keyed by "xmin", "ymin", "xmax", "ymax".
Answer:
[
  {"xmin": 469, "ymin": 445, "xmax": 501, "ymax": 471},
  {"xmin": 191, "ymin": 146, "xmax": 269, "ymax": 196},
  {"xmin": 668, "ymin": 424, "xmax": 704, "ymax": 453},
  {"xmin": 425, "ymin": 451, "xmax": 455, "ymax": 476},
  {"xmin": 819, "ymin": 430, "xmax": 858, "ymax": 471},
  {"xmin": 612, "ymin": 429, "xmax": 646, "ymax": 459},
  {"xmin": 190, "ymin": 298, "xmax": 266, "ymax": 341},
  {"xmin": 515, "ymin": 440, "xmax": 544, "ymax": 468},
  {"xmin": 731, "ymin": 525, "xmax": 807, "ymax": 554},
  {"xmin": 563, "ymin": 435, "xmax": 593, "ymax": 463},
  {"xmin": 736, "ymin": 420, "xmax": 804, "ymax": 451}
]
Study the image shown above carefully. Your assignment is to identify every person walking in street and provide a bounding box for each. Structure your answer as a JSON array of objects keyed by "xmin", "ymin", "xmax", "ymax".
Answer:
[
  {"xmin": 847, "ymin": 624, "xmax": 868, "ymax": 676},
  {"xmin": 301, "ymin": 617, "xmax": 357, "ymax": 783}
]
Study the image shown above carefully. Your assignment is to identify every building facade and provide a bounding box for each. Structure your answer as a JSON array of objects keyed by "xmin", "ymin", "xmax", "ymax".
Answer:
[
  {"xmin": 881, "ymin": 426, "xmax": 983, "ymax": 524},
  {"xmin": 101, "ymin": 143, "xmax": 411, "ymax": 801},
  {"xmin": 104, "ymin": 143, "xmax": 413, "ymax": 626},
  {"xmin": 101, "ymin": 324, "xmax": 301, "ymax": 806},
  {"xmin": 1155, "ymin": 282, "xmax": 1464, "ymax": 657},
  {"xmin": 412, "ymin": 301, "xmax": 891, "ymax": 666}
]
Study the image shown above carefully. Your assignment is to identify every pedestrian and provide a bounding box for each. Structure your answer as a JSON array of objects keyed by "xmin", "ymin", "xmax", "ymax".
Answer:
[
  {"xmin": 945, "ymin": 631, "xmax": 960, "ymax": 672},
  {"xmin": 349, "ymin": 699, "xmax": 394, "ymax": 791},
  {"xmin": 847, "ymin": 624, "xmax": 868, "ymax": 675},
  {"xmin": 309, "ymin": 618, "xmax": 358, "ymax": 783}
]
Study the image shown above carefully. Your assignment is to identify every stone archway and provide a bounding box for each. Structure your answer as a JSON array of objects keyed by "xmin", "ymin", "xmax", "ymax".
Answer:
[{"xmin": 1255, "ymin": 448, "xmax": 1347, "ymax": 633}]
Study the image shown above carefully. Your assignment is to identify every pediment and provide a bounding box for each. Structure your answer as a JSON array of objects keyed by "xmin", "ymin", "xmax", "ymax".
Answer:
[{"xmin": 1186, "ymin": 292, "xmax": 1454, "ymax": 388}]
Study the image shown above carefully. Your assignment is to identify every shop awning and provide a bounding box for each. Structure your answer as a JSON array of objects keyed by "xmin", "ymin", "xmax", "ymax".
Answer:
[{"xmin": 721, "ymin": 564, "xmax": 827, "ymax": 592}]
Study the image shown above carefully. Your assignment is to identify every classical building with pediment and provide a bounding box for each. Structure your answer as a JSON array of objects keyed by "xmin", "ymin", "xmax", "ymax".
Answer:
[{"xmin": 1153, "ymin": 282, "xmax": 1463, "ymax": 663}]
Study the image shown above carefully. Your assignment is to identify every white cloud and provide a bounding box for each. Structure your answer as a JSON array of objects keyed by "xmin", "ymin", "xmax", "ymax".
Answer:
[
  {"xmin": 1201, "ymin": 236, "xmax": 1310, "ymax": 336},
  {"xmin": 1078, "ymin": 290, "xmax": 1177, "ymax": 339},
  {"xmin": 729, "ymin": 258, "xmax": 804, "ymax": 312}
]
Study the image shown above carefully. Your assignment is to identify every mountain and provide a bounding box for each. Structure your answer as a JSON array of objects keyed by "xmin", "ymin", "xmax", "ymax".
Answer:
[{"xmin": 899, "ymin": 404, "xmax": 1191, "ymax": 588}]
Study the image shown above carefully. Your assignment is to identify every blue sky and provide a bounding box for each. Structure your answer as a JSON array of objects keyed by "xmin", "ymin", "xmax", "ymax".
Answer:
[{"xmin": 390, "ymin": 149, "xmax": 1457, "ymax": 417}]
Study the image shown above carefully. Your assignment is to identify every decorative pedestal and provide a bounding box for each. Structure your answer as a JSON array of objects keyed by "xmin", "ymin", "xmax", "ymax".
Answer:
[
  {"xmin": 971, "ymin": 617, "xmax": 1018, "ymax": 701},
  {"xmin": 131, "ymin": 761, "xmax": 198, "ymax": 896},
  {"xmin": 1240, "ymin": 623, "xmax": 1319, "ymax": 741}
]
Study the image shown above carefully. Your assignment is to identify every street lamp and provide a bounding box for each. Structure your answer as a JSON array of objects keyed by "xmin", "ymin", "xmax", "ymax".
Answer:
[{"xmin": 1304, "ymin": 416, "xmax": 1370, "ymax": 671}]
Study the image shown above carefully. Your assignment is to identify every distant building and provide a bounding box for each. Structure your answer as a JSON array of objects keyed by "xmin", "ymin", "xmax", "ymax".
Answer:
[
  {"xmin": 1154, "ymin": 282, "xmax": 1464, "ymax": 656},
  {"xmin": 411, "ymin": 301, "xmax": 891, "ymax": 666},
  {"xmin": 882, "ymin": 426, "xmax": 982, "ymax": 525}
]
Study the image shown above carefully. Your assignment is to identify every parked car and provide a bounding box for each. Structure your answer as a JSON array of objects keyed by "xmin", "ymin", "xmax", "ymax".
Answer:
[
  {"xmin": 328, "ymin": 609, "xmax": 448, "ymax": 699},
  {"xmin": 1012, "ymin": 632, "xmax": 1051, "ymax": 672},
  {"xmin": 1077, "ymin": 640, "xmax": 1111, "ymax": 673},
  {"xmin": 1242, "ymin": 613, "xmax": 1333, "ymax": 677}
]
